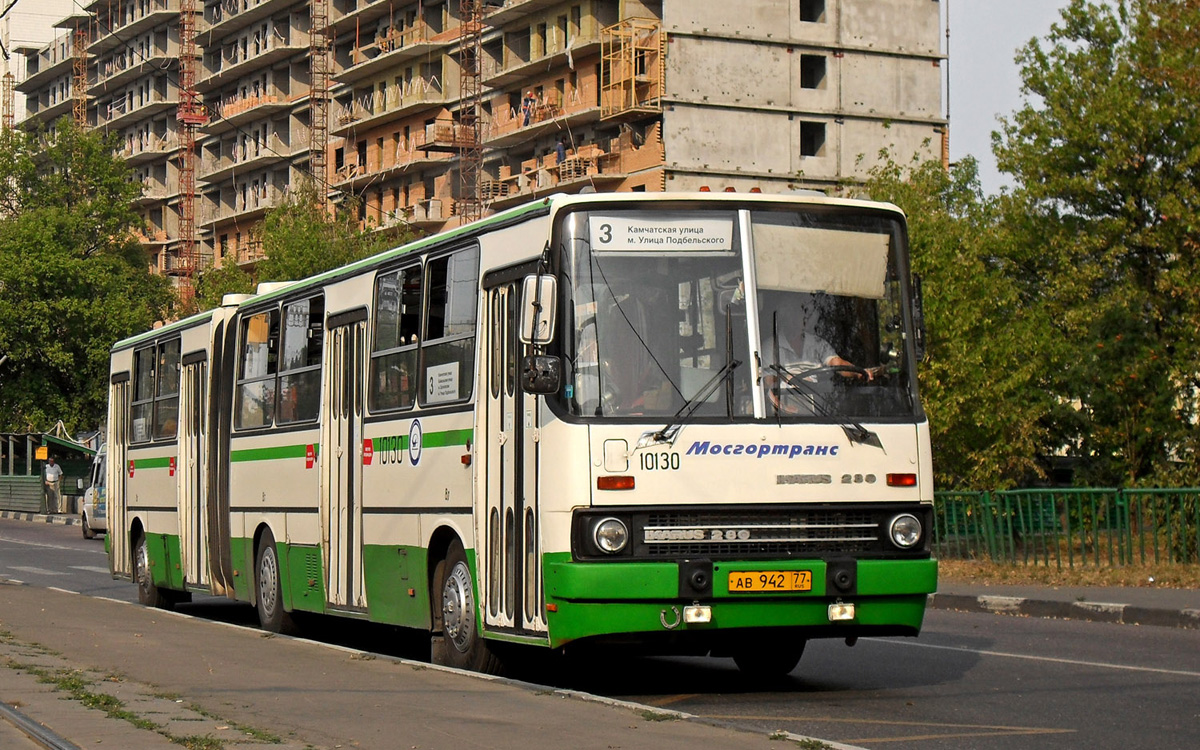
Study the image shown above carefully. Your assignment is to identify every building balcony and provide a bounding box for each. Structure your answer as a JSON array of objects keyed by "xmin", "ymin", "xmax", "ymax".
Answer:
[
  {"xmin": 198, "ymin": 33, "xmax": 307, "ymax": 93},
  {"xmin": 134, "ymin": 179, "xmax": 175, "ymax": 206},
  {"xmin": 202, "ymin": 90, "xmax": 294, "ymax": 134},
  {"xmin": 483, "ymin": 36, "xmax": 601, "ymax": 89},
  {"xmin": 328, "ymin": 0, "xmax": 402, "ymax": 36},
  {"xmin": 331, "ymin": 77, "xmax": 443, "ymax": 137},
  {"xmin": 98, "ymin": 91, "xmax": 180, "ymax": 130},
  {"xmin": 122, "ymin": 133, "xmax": 181, "ymax": 165},
  {"xmin": 488, "ymin": 143, "xmax": 628, "ymax": 211},
  {"xmin": 134, "ymin": 229, "xmax": 172, "ymax": 247},
  {"xmin": 482, "ymin": 0, "xmax": 562, "ymax": 27},
  {"xmin": 88, "ymin": 1, "xmax": 182, "ymax": 56},
  {"xmin": 17, "ymin": 35, "xmax": 76, "ymax": 92},
  {"xmin": 90, "ymin": 52, "xmax": 179, "ymax": 95},
  {"xmin": 201, "ymin": 134, "xmax": 291, "ymax": 183},
  {"xmin": 202, "ymin": 185, "xmax": 287, "ymax": 230},
  {"xmin": 482, "ymin": 97, "xmax": 601, "ymax": 149},
  {"xmin": 201, "ymin": 0, "xmax": 297, "ymax": 44},
  {"xmin": 21, "ymin": 96, "xmax": 78, "ymax": 127},
  {"xmin": 336, "ymin": 22, "xmax": 455, "ymax": 86}
]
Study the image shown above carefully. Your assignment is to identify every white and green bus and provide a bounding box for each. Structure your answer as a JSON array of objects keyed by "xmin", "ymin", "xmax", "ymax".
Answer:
[{"xmin": 106, "ymin": 191, "xmax": 936, "ymax": 675}]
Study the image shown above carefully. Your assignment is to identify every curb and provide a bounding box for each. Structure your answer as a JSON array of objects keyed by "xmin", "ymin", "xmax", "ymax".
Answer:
[
  {"xmin": 0, "ymin": 510, "xmax": 78, "ymax": 526},
  {"xmin": 929, "ymin": 592, "xmax": 1200, "ymax": 630}
]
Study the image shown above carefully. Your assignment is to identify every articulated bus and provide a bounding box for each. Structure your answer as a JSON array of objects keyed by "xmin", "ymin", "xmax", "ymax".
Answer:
[{"xmin": 106, "ymin": 191, "xmax": 936, "ymax": 675}]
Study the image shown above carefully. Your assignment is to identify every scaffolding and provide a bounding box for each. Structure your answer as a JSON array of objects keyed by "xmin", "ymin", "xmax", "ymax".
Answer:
[
  {"xmin": 600, "ymin": 18, "xmax": 664, "ymax": 121},
  {"xmin": 1, "ymin": 71, "xmax": 12, "ymax": 131},
  {"xmin": 310, "ymin": 0, "xmax": 332, "ymax": 205},
  {"xmin": 175, "ymin": 0, "xmax": 208, "ymax": 303},
  {"xmin": 456, "ymin": 0, "xmax": 484, "ymax": 223},
  {"xmin": 72, "ymin": 27, "xmax": 87, "ymax": 127}
]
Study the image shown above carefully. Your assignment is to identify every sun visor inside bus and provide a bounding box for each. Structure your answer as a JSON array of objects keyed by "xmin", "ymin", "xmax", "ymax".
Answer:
[{"xmin": 754, "ymin": 225, "xmax": 889, "ymax": 299}]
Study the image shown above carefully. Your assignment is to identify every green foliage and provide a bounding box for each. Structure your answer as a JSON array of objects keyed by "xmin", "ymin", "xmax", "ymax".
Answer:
[
  {"xmin": 256, "ymin": 182, "xmax": 411, "ymax": 284},
  {"xmin": 191, "ymin": 182, "xmax": 414, "ymax": 313},
  {"xmin": 0, "ymin": 122, "xmax": 173, "ymax": 433},
  {"xmin": 864, "ymin": 156, "xmax": 1064, "ymax": 489},
  {"xmin": 994, "ymin": 0, "xmax": 1200, "ymax": 485},
  {"xmin": 868, "ymin": 0, "xmax": 1200, "ymax": 489}
]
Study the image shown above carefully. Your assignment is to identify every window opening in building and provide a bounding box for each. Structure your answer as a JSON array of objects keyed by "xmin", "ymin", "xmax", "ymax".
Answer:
[
  {"xmin": 800, "ymin": 55, "xmax": 827, "ymax": 89},
  {"xmin": 800, "ymin": 0, "xmax": 826, "ymax": 23},
  {"xmin": 800, "ymin": 121, "xmax": 826, "ymax": 157}
]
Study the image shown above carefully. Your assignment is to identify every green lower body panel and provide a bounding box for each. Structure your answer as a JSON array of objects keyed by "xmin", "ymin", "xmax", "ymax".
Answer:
[
  {"xmin": 362, "ymin": 544, "xmax": 431, "ymax": 629},
  {"xmin": 143, "ymin": 533, "xmax": 185, "ymax": 590},
  {"xmin": 542, "ymin": 555, "xmax": 937, "ymax": 649},
  {"xmin": 230, "ymin": 537, "xmax": 252, "ymax": 601}
]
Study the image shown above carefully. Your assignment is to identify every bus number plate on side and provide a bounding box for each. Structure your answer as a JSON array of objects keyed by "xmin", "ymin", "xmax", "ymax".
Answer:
[{"xmin": 728, "ymin": 570, "xmax": 813, "ymax": 593}]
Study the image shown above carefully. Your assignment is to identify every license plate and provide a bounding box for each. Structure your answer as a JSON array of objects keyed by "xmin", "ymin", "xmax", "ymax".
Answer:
[{"xmin": 728, "ymin": 570, "xmax": 813, "ymax": 593}]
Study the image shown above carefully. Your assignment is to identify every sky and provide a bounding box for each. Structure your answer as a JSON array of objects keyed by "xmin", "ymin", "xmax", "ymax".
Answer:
[{"xmin": 947, "ymin": 0, "xmax": 1073, "ymax": 194}]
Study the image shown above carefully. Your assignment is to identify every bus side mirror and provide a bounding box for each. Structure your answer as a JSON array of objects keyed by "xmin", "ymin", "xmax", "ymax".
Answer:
[
  {"xmin": 912, "ymin": 274, "xmax": 927, "ymax": 362},
  {"xmin": 519, "ymin": 275, "xmax": 557, "ymax": 345},
  {"xmin": 76, "ymin": 478, "xmax": 85, "ymax": 491},
  {"xmin": 522, "ymin": 355, "xmax": 562, "ymax": 395}
]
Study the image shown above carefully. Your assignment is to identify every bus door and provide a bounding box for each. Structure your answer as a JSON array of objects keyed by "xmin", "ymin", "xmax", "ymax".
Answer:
[
  {"xmin": 481, "ymin": 280, "xmax": 545, "ymax": 634},
  {"xmin": 177, "ymin": 356, "xmax": 208, "ymax": 588},
  {"xmin": 109, "ymin": 375, "xmax": 131, "ymax": 578},
  {"xmin": 321, "ymin": 315, "xmax": 367, "ymax": 610}
]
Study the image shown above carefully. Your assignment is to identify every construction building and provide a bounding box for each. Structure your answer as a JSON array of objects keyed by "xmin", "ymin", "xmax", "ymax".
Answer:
[{"xmin": 15, "ymin": 0, "xmax": 946, "ymax": 287}]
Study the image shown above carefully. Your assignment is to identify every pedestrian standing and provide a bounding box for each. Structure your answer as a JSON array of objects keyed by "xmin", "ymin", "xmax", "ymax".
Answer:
[{"xmin": 44, "ymin": 456, "xmax": 64, "ymax": 513}]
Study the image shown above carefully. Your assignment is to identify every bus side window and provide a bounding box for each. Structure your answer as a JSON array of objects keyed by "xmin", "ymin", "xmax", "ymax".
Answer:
[
  {"xmin": 278, "ymin": 296, "xmax": 324, "ymax": 423},
  {"xmin": 421, "ymin": 247, "xmax": 479, "ymax": 405},
  {"xmin": 235, "ymin": 310, "xmax": 280, "ymax": 429},
  {"xmin": 370, "ymin": 265, "xmax": 422, "ymax": 411},
  {"xmin": 130, "ymin": 346, "xmax": 156, "ymax": 443},
  {"xmin": 153, "ymin": 339, "xmax": 181, "ymax": 439}
]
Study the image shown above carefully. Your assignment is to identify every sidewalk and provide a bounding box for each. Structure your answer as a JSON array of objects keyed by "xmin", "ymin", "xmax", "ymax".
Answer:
[
  {"xmin": 0, "ymin": 509, "xmax": 77, "ymax": 527},
  {"xmin": 931, "ymin": 581, "xmax": 1200, "ymax": 629},
  {"xmin": 0, "ymin": 583, "xmax": 823, "ymax": 750}
]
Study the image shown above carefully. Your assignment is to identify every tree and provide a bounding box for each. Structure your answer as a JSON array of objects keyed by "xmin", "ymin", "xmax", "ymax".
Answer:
[
  {"xmin": 994, "ymin": 0, "xmax": 1200, "ymax": 485},
  {"xmin": 256, "ymin": 182, "xmax": 411, "ymax": 283},
  {"xmin": 0, "ymin": 122, "xmax": 174, "ymax": 433},
  {"xmin": 863, "ymin": 155, "xmax": 1065, "ymax": 489}
]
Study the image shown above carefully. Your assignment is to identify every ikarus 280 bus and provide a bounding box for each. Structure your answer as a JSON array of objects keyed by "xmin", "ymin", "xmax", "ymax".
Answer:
[{"xmin": 107, "ymin": 191, "xmax": 936, "ymax": 676}]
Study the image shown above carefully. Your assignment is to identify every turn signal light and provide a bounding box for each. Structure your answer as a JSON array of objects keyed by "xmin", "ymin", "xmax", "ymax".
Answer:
[
  {"xmin": 887, "ymin": 473, "xmax": 917, "ymax": 487},
  {"xmin": 597, "ymin": 475, "xmax": 635, "ymax": 491}
]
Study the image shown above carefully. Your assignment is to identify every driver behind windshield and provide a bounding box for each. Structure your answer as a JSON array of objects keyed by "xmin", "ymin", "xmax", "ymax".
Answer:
[{"xmin": 760, "ymin": 292, "xmax": 881, "ymax": 414}]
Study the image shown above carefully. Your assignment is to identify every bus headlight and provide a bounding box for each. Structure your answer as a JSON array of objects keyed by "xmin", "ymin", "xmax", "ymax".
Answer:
[
  {"xmin": 593, "ymin": 518, "xmax": 629, "ymax": 554},
  {"xmin": 888, "ymin": 513, "xmax": 922, "ymax": 549}
]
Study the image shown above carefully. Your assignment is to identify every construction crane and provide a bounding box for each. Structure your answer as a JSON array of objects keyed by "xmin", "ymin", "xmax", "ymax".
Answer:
[
  {"xmin": 310, "ymin": 0, "xmax": 331, "ymax": 207},
  {"xmin": 457, "ymin": 0, "xmax": 484, "ymax": 223},
  {"xmin": 1, "ymin": 0, "xmax": 21, "ymax": 131},
  {"xmin": 176, "ymin": 0, "xmax": 208, "ymax": 305}
]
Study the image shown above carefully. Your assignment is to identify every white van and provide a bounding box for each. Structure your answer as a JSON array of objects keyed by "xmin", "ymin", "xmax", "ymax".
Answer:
[{"xmin": 80, "ymin": 448, "xmax": 107, "ymax": 539}]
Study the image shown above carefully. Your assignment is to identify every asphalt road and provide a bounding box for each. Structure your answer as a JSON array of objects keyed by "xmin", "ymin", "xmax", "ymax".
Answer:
[{"xmin": 3, "ymin": 518, "xmax": 1198, "ymax": 750}]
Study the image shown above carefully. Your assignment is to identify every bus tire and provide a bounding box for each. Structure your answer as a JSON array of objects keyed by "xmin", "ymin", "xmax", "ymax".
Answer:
[
  {"xmin": 255, "ymin": 529, "xmax": 299, "ymax": 635},
  {"xmin": 732, "ymin": 641, "xmax": 806, "ymax": 679},
  {"xmin": 432, "ymin": 540, "xmax": 501, "ymax": 674},
  {"xmin": 134, "ymin": 532, "xmax": 167, "ymax": 609}
]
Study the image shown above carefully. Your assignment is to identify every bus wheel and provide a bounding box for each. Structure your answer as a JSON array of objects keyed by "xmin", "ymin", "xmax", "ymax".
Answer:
[
  {"xmin": 82, "ymin": 514, "xmax": 95, "ymax": 540},
  {"xmin": 134, "ymin": 533, "xmax": 166, "ymax": 609},
  {"xmin": 255, "ymin": 529, "xmax": 299, "ymax": 635},
  {"xmin": 432, "ymin": 540, "xmax": 501, "ymax": 674},
  {"xmin": 732, "ymin": 641, "xmax": 806, "ymax": 679}
]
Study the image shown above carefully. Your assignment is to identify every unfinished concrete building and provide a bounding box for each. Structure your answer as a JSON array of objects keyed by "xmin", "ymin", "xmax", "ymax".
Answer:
[{"xmin": 17, "ymin": 0, "xmax": 945, "ymax": 273}]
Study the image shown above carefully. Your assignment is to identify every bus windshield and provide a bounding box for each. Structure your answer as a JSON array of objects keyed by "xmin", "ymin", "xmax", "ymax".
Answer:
[{"xmin": 558, "ymin": 205, "xmax": 917, "ymax": 421}]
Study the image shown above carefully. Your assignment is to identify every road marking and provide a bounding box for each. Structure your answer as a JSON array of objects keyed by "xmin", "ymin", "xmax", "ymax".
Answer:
[
  {"xmin": 644, "ymin": 693, "xmax": 701, "ymax": 707},
  {"xmin": 880, "ymin": 638, "xmax": 1200, "ymax": 678},
  {"xmin": 700, "ymin": 715, "xmax": 1074, "ymax": 744},
  {"xmin": 69, "ymin": 565, "xmax": 112, "ymax": 574},
  {"xmin": 0, "ymin": 538, "xmax": 86, "ymax": 552},
  {"xmin": 7, "ymin": 566, "xmax": 66, "ymax": 576}
]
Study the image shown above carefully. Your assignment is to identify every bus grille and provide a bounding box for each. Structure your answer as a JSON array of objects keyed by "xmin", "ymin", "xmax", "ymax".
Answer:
[{"xmin": 636, "ymin": 508, "xmax": 881, "ymax": 558}]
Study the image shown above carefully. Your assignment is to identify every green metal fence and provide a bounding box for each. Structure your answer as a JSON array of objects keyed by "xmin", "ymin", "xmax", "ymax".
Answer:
[{"xmin": 933, "ymin": 488, "xmax": 1200, "ymax": 567}]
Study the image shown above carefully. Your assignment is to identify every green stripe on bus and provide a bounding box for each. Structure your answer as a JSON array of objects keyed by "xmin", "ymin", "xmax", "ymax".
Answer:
[
  {"xmin": 420, "ymin": 428, "xmax": 473, "ymax": 448},
  {"xmin": 230, "ymin": 444, "xmax": 317, "ymax": 463},
  {"xmin": 132, "ymin": 457, "xmax": 174, "ymax": 470}
]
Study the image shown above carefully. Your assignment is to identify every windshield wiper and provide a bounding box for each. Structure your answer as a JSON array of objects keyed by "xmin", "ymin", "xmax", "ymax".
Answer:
[
  {"xmin": 768, "ymin": 364, "xmax": 884, "ymax": 450},
  {"xmin": 636, "ymin": 360, "xmax": 741, "ymax": 450}
]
